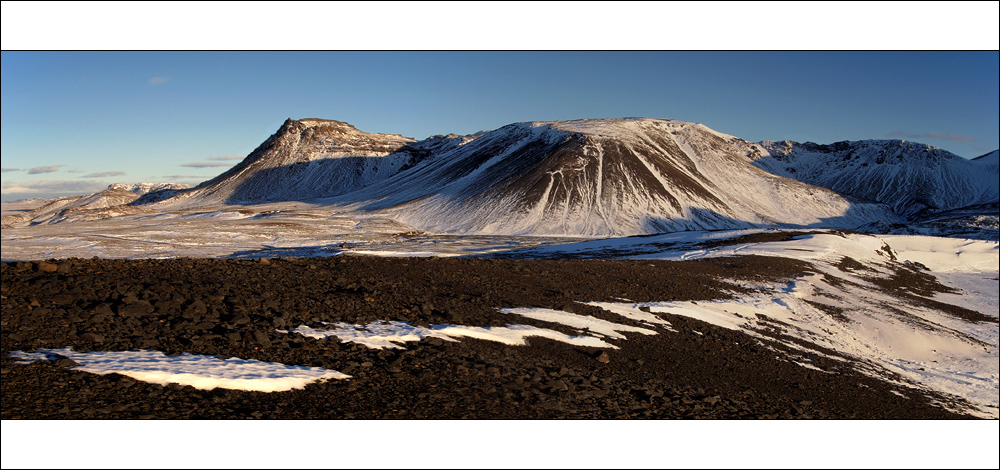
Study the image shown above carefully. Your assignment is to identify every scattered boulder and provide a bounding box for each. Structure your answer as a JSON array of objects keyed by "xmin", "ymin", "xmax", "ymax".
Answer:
[
  {"xmin": 36, "ymin": 262, "xmax": 58, "ymax": 273},
  {"xmin": 79, "ymin": 332, "xmax": 105, "ymax": 343},
  {"xmin": 118, "ymin": 301, "xmax": 155, "ymax": 318}
]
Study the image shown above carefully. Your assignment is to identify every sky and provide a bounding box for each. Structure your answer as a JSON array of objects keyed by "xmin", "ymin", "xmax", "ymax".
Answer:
[{"xmin": 1, "ymin": 3, "xmax": 998, "ymax": 203}]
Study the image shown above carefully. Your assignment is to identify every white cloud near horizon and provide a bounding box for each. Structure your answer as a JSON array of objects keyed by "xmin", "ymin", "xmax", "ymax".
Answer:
[
  {"xmin": 148, "ymin": 76, "xmax": 170, "ymax": 85},
  {"xmin": 2, "ymin": 168, "xmax": 24, "ymax": 173},
  {"xmin": 887, "ymin": 130, "xmax": 976, "ymax": 143},
  {"xmin": 1, "ymin": 179, "xmax": 108, "ymax": 197},
  {"xmin": 27, "ymin": 165, "xmax": 64, "ymax": 175},
  {"xmin": 82, "ymin": 171, "xmax": 127, "ymax": 178},
  {"xmin": 182, "ymin": 162, "xmax": 234, "ymax": 168},
  {"xmin": 162, "ymin": 174, "xmax": 208, "ymax": 180}
]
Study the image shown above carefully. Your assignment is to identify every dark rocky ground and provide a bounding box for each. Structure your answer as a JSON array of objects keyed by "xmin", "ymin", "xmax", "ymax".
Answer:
[{"xmin": 1, "ymin": 255, "xmax": 972, "ymax": 420}]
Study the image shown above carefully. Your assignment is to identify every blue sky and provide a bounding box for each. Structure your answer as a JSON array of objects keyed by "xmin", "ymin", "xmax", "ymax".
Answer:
[{"xmin": 2, "ymin": 5, "xmax": 998, "ymax": 201}]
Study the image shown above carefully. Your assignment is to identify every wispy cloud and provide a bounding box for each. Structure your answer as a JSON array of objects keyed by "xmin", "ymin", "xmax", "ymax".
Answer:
[
  {"xmin": 181, "ymin": 162, "xmax": 234, "ymax": 168},
  {"xmin": 1, "ymin": 179, "xmax": 108, "ymax": 197},
  {"xmin": 27, "ymin": 165, "xmax": 64, "ymax": 175},
  {"xmin": 206, "ymin": 156, "xmax": 244, "ymax": 161},
  {"xmin": 82, "ymin": 171, "xmax": 127, "ymax": 179},
  {"xmin": 163, "ymin": 175, "xmax": 209, "ymax": 181},
  {"xmin": 887, "ymin": 130, "xmax": 976, "ymax": 143},
  {"xmin": 1, "ymin": 168, "xmax": 23, "ymax": 173},
  {"xmin": 149, "ymin": 76, "xmax": 170, "ymax": 85}
]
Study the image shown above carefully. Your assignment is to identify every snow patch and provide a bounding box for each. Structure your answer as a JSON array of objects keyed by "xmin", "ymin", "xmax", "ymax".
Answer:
[
  {"xmin": 500, "ymin": 307, "xmax": 658, "ymax": 339},
  {"xmin": 283, "ymin": 320, "xmax": 614, "ymax": 349},
  {"xmin": 9, "ymin": 347, "xmax": 350, "ymax": 392}
]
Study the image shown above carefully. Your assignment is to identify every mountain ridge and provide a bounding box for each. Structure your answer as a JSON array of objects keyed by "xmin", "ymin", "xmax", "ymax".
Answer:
[
  {"xmin": 751, "ymin": 139, "xmax": 999, "ymax": 219},
  {"xmin": 151, "ymin": 117, "xmax": 899, "ymax": 236},
  {"xmin": 5, "ymin": 117, "xmax": 997, "ymax": 239}
]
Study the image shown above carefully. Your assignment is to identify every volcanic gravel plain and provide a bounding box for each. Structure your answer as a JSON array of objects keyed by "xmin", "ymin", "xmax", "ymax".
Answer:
[{"xmin": 1, "ymin": 253, "xmax": 977, "ymax": 420}]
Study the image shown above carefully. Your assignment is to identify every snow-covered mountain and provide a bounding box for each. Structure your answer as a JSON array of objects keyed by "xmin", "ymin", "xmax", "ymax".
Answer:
[
  {"xmin": 751, "ymin": 140, "xmax": 999, "ymax": 220},
  {"xmin": 152, "ymin": 117, "xmax": 898, "ymax": 236},
  {"xmin": 337, "ymin": 119, "xmax": 901, "ymax": 235},
  {"xmin": 1, "ymin": 182, "xmax": 190, "ymax": 227}
]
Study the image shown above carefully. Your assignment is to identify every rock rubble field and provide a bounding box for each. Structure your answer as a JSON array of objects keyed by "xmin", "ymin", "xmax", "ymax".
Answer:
[{"xmin": 1, "ymin": 255, "xmax": 970, "ymax": 419}]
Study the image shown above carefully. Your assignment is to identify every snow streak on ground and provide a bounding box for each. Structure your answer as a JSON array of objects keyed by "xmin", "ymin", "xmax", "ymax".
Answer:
[
  {"xmin": 284, "ymin": 320, "xmax": 612, "ymax": 349},
  {"xmin": 501, "ymin": 307, "xmax": 658, "ymax": 339},
  {"xmin": 9, "ymin": 347, "xmax": 350, "ymax": 392},
  {"xmin": 282, "ymin": 306, "xmax": 671, "ymax": 351}
]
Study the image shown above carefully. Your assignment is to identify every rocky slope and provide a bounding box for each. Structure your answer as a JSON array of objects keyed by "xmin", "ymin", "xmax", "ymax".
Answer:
[{"xmin": 0, "ymin": 256, "xmax": 970, "ymax": 419}]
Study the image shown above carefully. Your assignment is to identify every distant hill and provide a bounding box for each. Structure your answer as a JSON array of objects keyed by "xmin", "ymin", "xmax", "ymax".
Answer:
[{"xmin": 1, "ymin": 183, "xmax": 190, "ymax": 227}]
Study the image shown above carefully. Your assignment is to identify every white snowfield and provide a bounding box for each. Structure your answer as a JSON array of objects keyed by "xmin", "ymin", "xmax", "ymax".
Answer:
[{"xmin": 1, "ymin": 202, "xmax": 587, "ymax": 260}]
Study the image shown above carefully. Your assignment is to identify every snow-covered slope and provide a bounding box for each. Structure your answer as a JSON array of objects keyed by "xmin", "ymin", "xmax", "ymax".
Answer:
[
  {"xmin": 751, "ymin": 140, "xmax": 999, "ymax": 220},
  {"xmin": 343, "ymin": 118, "xmax": 897, "ymax": 236},
  {"xmin": 162, "ymin": 118, "xmax": 416, "ymax": 205},
  {"xmin": 972, "ymin": 149, "xmax": 999, "ymax": 165}
]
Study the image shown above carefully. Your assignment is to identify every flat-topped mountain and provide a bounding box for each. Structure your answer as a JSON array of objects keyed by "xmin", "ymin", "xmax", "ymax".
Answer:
[{"xmin": 164, "ymin": 118, "xmax": 417, "ymax": 204}]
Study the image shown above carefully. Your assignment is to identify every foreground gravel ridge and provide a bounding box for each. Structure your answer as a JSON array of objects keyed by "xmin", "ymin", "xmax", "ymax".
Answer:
[{"xmin": 1, "ymin": 256, "xmax": 967, "ymax": 419}]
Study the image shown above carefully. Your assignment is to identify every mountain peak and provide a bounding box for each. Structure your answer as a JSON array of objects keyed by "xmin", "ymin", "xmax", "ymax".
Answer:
[
  {"xmin": 296, "ymin": 117, "xmax": 352, "ymax": 126},
  {"xmin": 158, "ymin": 118, "xmax": 417, "ymax": 205}
]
